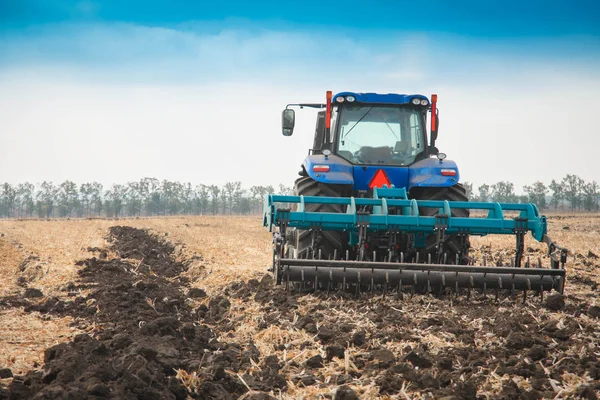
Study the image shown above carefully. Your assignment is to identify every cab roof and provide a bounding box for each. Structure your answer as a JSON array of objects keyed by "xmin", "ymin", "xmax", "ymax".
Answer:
[{"xmin": 333, "ymin": 92, "xmax": 429, "ymax": 105}]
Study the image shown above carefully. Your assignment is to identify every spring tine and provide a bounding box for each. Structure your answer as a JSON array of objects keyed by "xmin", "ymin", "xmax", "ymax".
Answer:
[
  {"xmin": 498, "ymin": 276, "xmax": 502, "ymax": 289},
  {"xmin": 540, "ymin": 287, "xmax": 544, "ymax": 302},
  {"xmin": 342, "ymin": 275, "xmax": 346, "ymax": 294},
  {"xmin": 285, "ymin": 266, "xmax": 290, "ymax": 291},
  {"xmin": 538, "ymin": 257, "xmax": 542, "ymax": 268},
  {"xmin": 468, "ymin": 275, "xmax": 474, "ymax": 299},
  {"xmin": 526, "ymin": 256, "xmax": 530, "ymax": 268},
  {"xmin": 416, "ymin": 252, "xmax": 420, "ymax": 264},
  {"xmin": 511, "ymin": 283, "xmax": 516, "ymax": 298},
  {"xmin": 455, "ymin": 254, "xmax": 459, "ymax": 265},
  {"xmin": 495, "ymin": 288, "xmax": 499, "ymax": 302},
  {"xmin": 333, "ymin": 249, "xmax": 337, "ymax": 260},
  {"xmin": 444, "ymin": 252, "xmax": 448, "ymax": 264},
  {"xmin": 373, "ymin": 251, "xmax": 377, "ymax": 262},
  {"xmin": 314, "ymin": 267, "xmax": 319, "ymax": 292},
  {"xmin": 400, "ymin": 252, "xmax": 404, "ymax": 263},
  {"xmin": 427, "ymin": 268, "xmax": 431, "ymax": 294},
  {"xmin": 483, "ymin": 255, "xmax": 487, "ymax": 266},
  {"xmin": 510, "ymin": 257, "xmax": 515, "ymax": 267},
  {"xmin": 383, "ymin": 272, "xmax": 389, "ymax": 299},
  {"xmin": 441, "ymin": 274, "xmax": 446, "ymax": 288},
  {"xmin": 355, "ymin": 271, "xmax": 361, "ymax": 297},
  {"xmin": 455, "ymin": 272, "xmax": 459, "ymax": 293},
  {"xmin": 346, "ymin": 250, "xmax": 350, "ymax": 261},
  {"xmin": 412, "ymin": 273, "xmax": 417, "ymax": 297},
  {"xmin": 483, "ymin": 281, "xmax": 487, "ymax": 298},
  {"xmin": 523, "ymin": 288, "xmax": 527, "ymax": 304},
  {"xmin": 370, "ymin": 276, "xmax": 375, "ymax": 292},
  {"xmin": 397, "ymin": 278, "xmax": 403, "ymax": 299},
  {"xmin": 388, "ymin": 250, "xmax": 393, "ymax": 262},
  {"xmin": 319, "ymin": 249, "xmax": 322, "ymax": 260},
  {"xmin": 497, "ymin": 254, "xmax": 503, "ymax": 266},
  {"xmin": 427, "ymin": 253, "xmax": 432, "ymax": 264}
]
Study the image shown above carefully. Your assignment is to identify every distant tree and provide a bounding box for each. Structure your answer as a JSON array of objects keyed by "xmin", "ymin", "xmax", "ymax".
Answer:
[
  {"xmin": 220, "ymin": 190, "xmax": 227, "ymax": 215},
  {"xmin": 162, "ymin": 180, "xmax": 183, "ymax": 215},
  {"xmin": 57, "ymin": 180, "xmax": 80, "ymax": 217},
  {"xmin": 490, "ymin": 181, "xmax": 517, "ymax": 203},
  {"xmin": 16, "ymin": 183, "xmax": 35, "ymax": 217},
  {"xmin": 209, "ymin": 185, "xmax": 220, "ymax": 215},
  {"xmin": 278, "ymin": 184, "xmax": 293, "ymax": 196},
  {"xmin": 139, "ymin": 178, "xmax": 161, "ymax": 216},
  {"xmin": 181, "ymin": 183, "xmax": 195, "ymax": 215},
  {"xmin": 561, "ymin": 174, "xmax": 585, "ymax": 211},
  {"xmin": 37, "ymin": 181, "xmax": 58, "ymax": 218},
  {"xmin": 583, "ymin": 181, "xmax": 599, "ymax": 212},
  {"xmin": 125, "ymin": 181, "xmax": 143, "ymax": 216},
  {"xmin": 523, "ymin": 181, "xmax": 548, "ymax": 210},
  {"xmin": 516, "ymin": 194, "xmax": 529, "ymax": 204},
  {"xmin": 224, "ymin": 181, "xmax": 242, "ymax": 215},
  {"xmin": 196, "ymin": 184, "xmax": 209, "ymax": 215},
  {"xmin": 477, "ymin": 184, "xmax": 491, "ymax": 203},
  {"xmin": 0, "ymin": 183, "xmax": 16, "ymax": 217},
  {"xmin": 105, "ymin": 184, "xmax": 126, "ymax": 217},
  {"xmin": 549, "ymin": 179, "xmax": 563, "ymax": 211}
]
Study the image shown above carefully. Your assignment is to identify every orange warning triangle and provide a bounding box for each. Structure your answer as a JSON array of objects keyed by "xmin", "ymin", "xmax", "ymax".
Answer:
[{"xmin": 369, "ymin": 169, "xmax": 391, "ymax": 189}]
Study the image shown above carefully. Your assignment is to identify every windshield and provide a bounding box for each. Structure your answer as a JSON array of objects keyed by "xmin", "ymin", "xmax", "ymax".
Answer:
[{"xmin": 336, "ymin": 106, "xmax": 425, "ymax": 165}]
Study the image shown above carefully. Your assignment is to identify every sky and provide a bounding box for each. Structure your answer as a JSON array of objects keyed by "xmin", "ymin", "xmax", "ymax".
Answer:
[{"xmin": 0, "ymin": 0, "xmax": 599, "ymax": 191}]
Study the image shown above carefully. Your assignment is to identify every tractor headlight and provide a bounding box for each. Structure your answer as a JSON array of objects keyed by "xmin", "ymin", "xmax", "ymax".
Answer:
[
  {"xmin": 420, "ymin": 99, "xmax": 429, "ymax": 106},
  {"xmin": 411, "ymin": 98, "xmax": 421, "ymax": 105},
  {"xmin": 346, "ymin": 95, "xmax": 355, "ymax": 102},
  {"xmin": 335, "ymin": 97, "xmax": 345, "ymax": 103}
]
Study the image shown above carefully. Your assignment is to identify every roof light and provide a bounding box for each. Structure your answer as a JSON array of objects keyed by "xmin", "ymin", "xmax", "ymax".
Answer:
[
  {"xmin": 313, "ymin": 165, "xmax": 330, "ymax": 172},
  {"xmin": 411, "ymin": 98, "xmax": 421, "ymax": 105},
  {"xmin": 440, "ymin": 169, "xmax": 456, "ymax": 177},
  {"xmin": 420, "ymin": 99, "xmax": 429, "ymax": 106},
  {"xmin": 437, "ymin": 153, "xmax": 447, "ymax": 161},
  {"xmin": 335, "ymin": 97, "xmax": 345, "ymax": 103},
  {"xmin": 346, "ymin": 95, "xmax": 356, "ymax": 102}
]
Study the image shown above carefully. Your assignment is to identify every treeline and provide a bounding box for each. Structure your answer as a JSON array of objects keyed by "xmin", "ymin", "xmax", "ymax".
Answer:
[
  {"xmin": 0, "ymin": 178, "xmax": 293, "ymax": 218},
  {"xmin": 0, "ymin": 174, "xmax": 597, "ymax": 219},
  {"xmin": 463, "ymin": 174, "xmax": 599, "ymax": 211}
]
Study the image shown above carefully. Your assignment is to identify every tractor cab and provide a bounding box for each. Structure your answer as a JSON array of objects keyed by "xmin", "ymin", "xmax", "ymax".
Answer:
[
  {"xmin": 281, "ymin": 91, "xmax": 442, "ymax": 191},
  {"xmin": 282, "ymin": 91, "xmax": 438, "ymax": 165}
]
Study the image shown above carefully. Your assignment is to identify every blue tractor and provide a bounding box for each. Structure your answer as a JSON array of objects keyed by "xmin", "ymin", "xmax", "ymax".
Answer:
[{"xmin": 264, "ymin": 91, "xmax": 567, "ymax": 296}]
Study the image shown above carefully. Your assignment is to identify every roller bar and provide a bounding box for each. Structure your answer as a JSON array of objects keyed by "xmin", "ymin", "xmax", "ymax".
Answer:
[{"xmin": 279, "ymin": 259, "xmax": 565, "ymax": 294}]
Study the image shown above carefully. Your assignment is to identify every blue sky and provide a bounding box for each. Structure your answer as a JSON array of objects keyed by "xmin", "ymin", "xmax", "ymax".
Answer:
[
  {"xmin": 0, "ymin": 0, "xmax": 598, "ymax": 188},
  {"xmin": 2, "ymin": 0, "xmax": 599, "ymax": 37}
]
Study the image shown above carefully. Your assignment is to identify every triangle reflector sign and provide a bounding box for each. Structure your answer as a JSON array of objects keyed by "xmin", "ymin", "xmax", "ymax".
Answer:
[{"xmin": 369, "ymin": 169, "xmax": 391, "ymax": 189}]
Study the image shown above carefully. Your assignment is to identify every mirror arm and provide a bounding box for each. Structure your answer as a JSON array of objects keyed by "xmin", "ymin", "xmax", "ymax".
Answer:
[{"xmin": 286, "ymin": 103, "xmax": 326, "ymax": 110}]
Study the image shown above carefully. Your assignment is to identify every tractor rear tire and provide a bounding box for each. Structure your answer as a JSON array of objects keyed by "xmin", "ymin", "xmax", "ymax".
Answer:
[
  {"xmin": 288, "ymin": 176, "xmax": 351, "ymax": 259},
  {"xmin": 411, "ymin": 184, "xmax": 471, "ymax": 264}
]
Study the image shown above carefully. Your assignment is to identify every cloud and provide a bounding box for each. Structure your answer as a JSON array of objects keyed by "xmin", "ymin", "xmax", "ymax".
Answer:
[{"xmin": 0, "ymin": 23, "xmax": 598, "ymax": 189}]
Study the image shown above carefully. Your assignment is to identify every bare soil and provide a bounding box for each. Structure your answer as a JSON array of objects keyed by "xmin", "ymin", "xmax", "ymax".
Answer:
[{"xmin": 0, "ymin": 216, "xmax": 599, "ymax": 399}]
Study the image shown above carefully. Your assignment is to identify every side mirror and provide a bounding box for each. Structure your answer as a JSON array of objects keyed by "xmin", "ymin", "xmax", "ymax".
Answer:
[{"xmin": 282, "ymin": 109, "xmax": 295, "ymax": 136}]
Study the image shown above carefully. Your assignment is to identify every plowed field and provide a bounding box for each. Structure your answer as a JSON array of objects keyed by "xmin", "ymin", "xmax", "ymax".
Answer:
[{"xmin": 0, "ymin": 215, "xmax": 599, "ymax": 399}]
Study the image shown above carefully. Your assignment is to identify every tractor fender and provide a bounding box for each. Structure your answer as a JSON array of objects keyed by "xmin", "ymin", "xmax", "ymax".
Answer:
[
  {"xmin": 408, "ymin": 157, "xmax": 460, "ymax": 189},
  {"xmin": 303, "ymin": 154, "xmax": 354, "ymax": 185}
]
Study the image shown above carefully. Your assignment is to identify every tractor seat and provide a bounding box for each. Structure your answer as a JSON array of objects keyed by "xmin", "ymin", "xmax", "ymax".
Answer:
[
  {"xmin": 357, "ymin": 146, "xmax": 393, "ymax": 164},
  {"xmin": 394, "ymin": 141, "xmax": 411, "ymax": 155}
]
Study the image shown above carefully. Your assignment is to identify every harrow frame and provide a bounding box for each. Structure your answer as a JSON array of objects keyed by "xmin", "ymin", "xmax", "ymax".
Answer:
[{"xmin": 264, "ymin": 187, "xmax": 568, "ymax": 296}]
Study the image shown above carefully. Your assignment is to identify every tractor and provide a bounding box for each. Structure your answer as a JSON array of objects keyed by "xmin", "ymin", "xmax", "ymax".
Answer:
[{"xmin": 264, "ymin": 91, "xmax": 567, "ymax": 297}]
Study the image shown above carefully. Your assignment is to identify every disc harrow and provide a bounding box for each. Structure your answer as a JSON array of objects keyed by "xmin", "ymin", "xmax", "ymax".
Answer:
[{"xmin": 264, "ymin": 187, "xmax": 567, "ymax": 298}]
